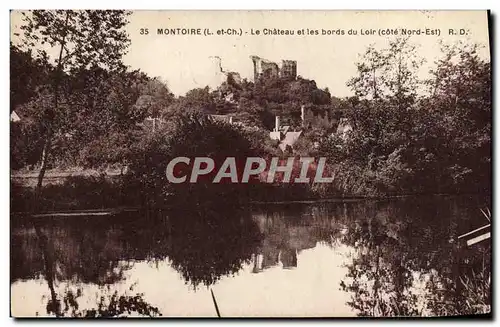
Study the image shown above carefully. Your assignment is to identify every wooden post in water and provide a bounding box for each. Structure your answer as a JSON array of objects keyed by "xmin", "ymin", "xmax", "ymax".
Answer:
[
  {"xmin": 210, "ymin": 289, "xmax": 221, "ymax": 318},
  {"xmin": 458, "ymin": 224, "xmax": 491, "ymax": 247}
]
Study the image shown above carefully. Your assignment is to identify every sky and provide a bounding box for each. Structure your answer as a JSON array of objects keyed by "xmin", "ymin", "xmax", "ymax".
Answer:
[{"xmin": 10, "ymin": 10, "xmax": 491, "ymax": 97}]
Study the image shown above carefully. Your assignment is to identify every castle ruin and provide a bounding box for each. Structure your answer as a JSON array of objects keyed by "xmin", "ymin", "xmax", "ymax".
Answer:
[{"xmin": 250, "ymin": 56, "xmax": 297, "ymax": 81}]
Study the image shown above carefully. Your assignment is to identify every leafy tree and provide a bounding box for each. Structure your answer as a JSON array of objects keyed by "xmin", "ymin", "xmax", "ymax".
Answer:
[
  {"xmin": 166, "ymin": 86, "xmax": 216, "ymax": 117},
  {"xmin": 165, "ymin": 208, "xmax": 262, "ymax": 289},
  {"xmin": 321, "ymin": 38, "xmax": 423, "ymax": 195},
  {"xmin": 208, "ymin": 74, "xmax": 336, "ymax": 131},
  {"xmin": 321, "ymin": 38, "xmax": 490, "ymax": 196},
  {"xmin": 424, "ymin": 42, "xmax": 491, "ymax": 193},
  {"xmin": 66, "ymin": 67, "xmax": 150, "ymax": 169},
  {"xmin": 10, "ymin": 43, "xmax": 50, "ymax": 112},
  {"xmin": 134, "ymin": 78, "xmax": 174, "ymax": 118},
  {"xmin": 17, "ymin": 10, "xmax": 131, "ymax": 192},
  {"xmin": 10, "ymin": 44, "xmax": 51, "ymax": 169},
  {"xmin": 235, "ymin": 97, "xmax": 273, "ymax": 129},
  {"xmin": 128, "ymin": 114, "xmax": 262, "ymax": 209}
]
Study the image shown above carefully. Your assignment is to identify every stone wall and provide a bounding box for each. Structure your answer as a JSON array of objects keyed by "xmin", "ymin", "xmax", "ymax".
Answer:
[
  {"xmin": 251, "ymin": 56, "xmax": 297, "ymax": 81},
  {"xmin": 301, "ymin": 105, "xmax": 337, "ymax": 130},
  {"xmin": 280, "ymin": 60, "xmax": 297, "ymax": 79}
]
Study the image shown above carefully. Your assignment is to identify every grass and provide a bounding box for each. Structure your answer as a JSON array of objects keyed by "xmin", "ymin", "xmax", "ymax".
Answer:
[{"xmin": 459, "ymin": 268, "xmax": 491, "ymax": 315}]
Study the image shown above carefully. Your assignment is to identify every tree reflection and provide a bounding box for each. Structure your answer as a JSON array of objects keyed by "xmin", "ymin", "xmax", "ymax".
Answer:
[
  {"xmin": 164, "ymin": 207, "xmax": 263, "ymax": 288},
  {"xmin": 11, "ymin": 196, "xmax": 491, "ymax": 317},
  {"xmin": 339, "ymin": 213, "xmax": 421, "ymax": 316},
  {"xmin": 12, "ymin": 216, "xmax": 161, "ymax": 317},
  {"xmin": 44, "ymin": 285, "xmax": 162, "ymax": 317},
  {"xmin": 338, "ymin": 198, "xmax": 491, "ymax": 317},
  {"xmin": 11, "ymin": 205, "xmax": 264, "ymax": 309},
  {"xmin": 11, "ymin": 216, "xmax": 137, "ymax": 285}
]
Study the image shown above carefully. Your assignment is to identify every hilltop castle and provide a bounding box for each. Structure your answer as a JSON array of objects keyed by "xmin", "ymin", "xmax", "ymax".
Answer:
[{"xmin": 250, "ymin": 56, "xmax": 297, "ymax": 81}]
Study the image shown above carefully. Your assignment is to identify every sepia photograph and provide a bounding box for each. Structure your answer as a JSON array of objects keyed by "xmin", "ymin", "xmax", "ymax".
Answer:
[{"xmin": 9, "ymin": 10, "xmax": 491, "ymax": 318}]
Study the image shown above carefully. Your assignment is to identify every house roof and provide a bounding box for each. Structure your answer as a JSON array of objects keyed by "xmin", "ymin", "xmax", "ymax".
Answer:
[
  {"xmin": 337, "ymin": 118, "xmax": 353, "ymax": 133},
  {"xmin": 208, "ymin": 114, "xmax": 233, "ymax": 124},
  {"xmin": 10, "ymin": 110, "xmax": 21, "ymax": 122},
  {"xmin": 278, "ymin": 131, "xmax": 302, "ymax": 152}
]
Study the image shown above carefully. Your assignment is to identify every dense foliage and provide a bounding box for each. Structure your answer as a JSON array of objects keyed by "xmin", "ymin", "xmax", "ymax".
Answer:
[
  {"xmin": 11, "ymin": 12, "xmax": 490, "ymax": 200},
  {"xmin": 318, "ymin": 39, "xmax": 490, "ymax": 196}
]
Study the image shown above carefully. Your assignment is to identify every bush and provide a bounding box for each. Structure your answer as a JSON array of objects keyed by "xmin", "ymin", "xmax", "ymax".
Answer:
[{"xmin": 128, "ymin": 114, "xmax": 263, "ymax": 210}]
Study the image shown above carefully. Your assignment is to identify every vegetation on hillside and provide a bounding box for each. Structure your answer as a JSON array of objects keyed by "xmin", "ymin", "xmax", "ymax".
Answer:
[{"xmin": 11, "ymin": 11, "xmax": 491, "ymax": 202}]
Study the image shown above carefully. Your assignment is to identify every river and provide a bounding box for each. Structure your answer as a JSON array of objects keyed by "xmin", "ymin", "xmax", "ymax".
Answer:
[{"xmin": 10, "ymin": 195, "xmax": 491, "ymax": 317}]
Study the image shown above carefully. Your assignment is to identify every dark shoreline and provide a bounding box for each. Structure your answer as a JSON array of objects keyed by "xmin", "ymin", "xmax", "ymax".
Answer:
[{"xmin": 11, "ymin": 191, "xmax": 490, "ymax": 217}]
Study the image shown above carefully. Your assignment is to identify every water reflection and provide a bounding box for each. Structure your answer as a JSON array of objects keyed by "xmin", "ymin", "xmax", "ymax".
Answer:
[
  {"xmin": 11, "ymin": 196, "xmax": 491, "ymax": 317},
  {"xmin": 165, "ymin": 208, "xmax": 262, "ymax": 288},
  {"xmin": 337, "ymin": 198, "xmax": 491, "ymax": 316},
  {"xmin": 251, "ymin": 204, "xmax": 338, "ymax": 272}
]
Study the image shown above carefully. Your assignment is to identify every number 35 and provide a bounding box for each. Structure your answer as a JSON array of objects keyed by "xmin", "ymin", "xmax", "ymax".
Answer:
[{"xmin": 140, "ymin": 28, "xmax": 149, "ymax": 35}]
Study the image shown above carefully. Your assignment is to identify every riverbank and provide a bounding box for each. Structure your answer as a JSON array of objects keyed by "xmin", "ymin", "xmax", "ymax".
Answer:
[
  {"xmin": 11, "ymin": 168, "xmax": 123, "ymax": 187},
  {"xmin": 11, "ymin": 171, "xmax": 490, "ymax": 215},
  {"xmin": 11, "ymin": 174, "xmax": 139, "ymax": 213}
]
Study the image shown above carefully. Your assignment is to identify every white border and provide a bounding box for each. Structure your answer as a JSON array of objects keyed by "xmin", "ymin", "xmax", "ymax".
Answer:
[{"xmin": 2, "ymin": 1, "xmax": 498, "ymax": 326}]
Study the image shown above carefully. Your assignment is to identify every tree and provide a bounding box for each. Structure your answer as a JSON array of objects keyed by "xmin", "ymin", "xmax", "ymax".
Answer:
[
  {"xmin": 320, "ymin": 37, "xmax": 490, "ymax": 196},
  {"xmin": 10, "ymin": 43, "xmax": 50, "ymax": 112},
  {"xmin": 166, "ymin": 86, "xmax": 216, "ymax": 117},
  {"xmin": 10, "ymin": 44, "xmax": 51, "ymax": 170},
  {"xmin": 17, "ymin": 10, "xmax": 131, "ymax": 193},
  {"xmin": 128, "ymin": 114, "xmax": 262, "ymax": 209},
  {"xmin": 425, "ymin": 42, "xmax": 491, "ymax": 193},
  {"xmin": 134, "ymin": 78, "xmax": 174, "ymax": 118},
  {"xmin": 66, "ymin": 68, "xmax": 150, "ymax": 169},
  {"xmin": 322, "ymin": 37, "xmax": 424, "ymax": 195}
]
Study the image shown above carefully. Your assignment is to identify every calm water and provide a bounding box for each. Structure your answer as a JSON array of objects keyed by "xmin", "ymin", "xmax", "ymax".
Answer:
[{"xmin": 11, "ymin": 195, "xmax": 491, "ymax": 317}]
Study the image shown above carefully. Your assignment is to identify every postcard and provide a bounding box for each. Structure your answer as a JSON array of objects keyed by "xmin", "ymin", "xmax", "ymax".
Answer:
[{"xmin": 10, "ymin": 10, "xmax": 491, "ymax": 318}]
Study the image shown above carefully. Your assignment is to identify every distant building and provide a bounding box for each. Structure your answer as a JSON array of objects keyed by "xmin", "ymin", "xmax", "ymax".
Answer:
[
  {"xmin": 278, "ymin": 131, "xmax": 302, "ymax": 152},
  {"xmin": 301, "ymin": 105, "xmax": 338, "ymax": 130},
  {"xmin": 269, "ymin": 109, "xmax": 353, "ymax": 151},
  {"xmin": 10, "ymin": 110, "xmax": 21, "ymax": 123},
  {"xmin": 250, "ymin": 56, "xmax": 297, "ymax": 82},
  {"xmin": 269, "ymin": 115, "xmax": 302, "ymax": 152},
  {"xmin": 210, "ymin": 56, "xmax": 242, "ymax": 87},
  {"xmin": 336, "ymin": 117, "xmax": 353, "ymax": 140},
  {"xmin": 142, "ymin": 116, "xmax": 165, "ymax": 132},
  {"xmin": 208, "ymin": 114, "xmax": 233, "ymax": 124},
  {"xmin": 280, "ymin": 60, "xmax": 297, "ymax": 79}
]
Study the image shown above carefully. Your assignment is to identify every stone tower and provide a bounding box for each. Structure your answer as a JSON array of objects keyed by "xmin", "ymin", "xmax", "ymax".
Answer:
[{"xmin": 280, "ymin": 60, "xmax": 297, "ymax": 79}]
